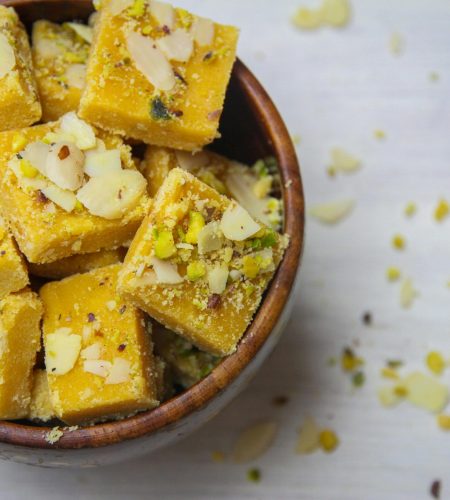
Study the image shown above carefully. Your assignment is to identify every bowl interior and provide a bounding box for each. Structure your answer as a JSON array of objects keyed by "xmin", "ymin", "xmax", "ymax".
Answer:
[{"xmin": 0, "ymin": 0, "xmax": 304, "ymax": 449}]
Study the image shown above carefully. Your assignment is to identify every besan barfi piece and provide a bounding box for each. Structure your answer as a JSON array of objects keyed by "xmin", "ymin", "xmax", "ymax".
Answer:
[
  {"xmin": 79, "ymin": 0, "xmax": 239, "ymax": 151},
  {"xmin": 0, "ymin": 289, "xmax": 43, "ymax": 419},
  {"xmin": 118, "ymin": 168, "xmax": 287, "ymax": 356},
  {"xmin": 40, "ymin": 265, "xmax": 159, "ymax": 425},
  {"xmin": 0, "ymin": 219, "xmax": 29, "ymax": 300},
  {"xmin": 32, "ymin": 20, "xmax": 94, "ymax": 122},
  {"xmin": 0, "ymin": 112, "xmax": 150, "ymax": 264},
  {"xmin": 0, "ymin": 6, "xmax": 42, "ymax": 131},
  {"xmin": 29, "ymin": 247, "xmax": 126, "ymax": 279},
  {"xmin": 140, "ymin": 146, "xmax": 283, "ymax": 231},
  {"xmin": 28, "ymin": 369, "xmax": 55, "ymax": 422}
]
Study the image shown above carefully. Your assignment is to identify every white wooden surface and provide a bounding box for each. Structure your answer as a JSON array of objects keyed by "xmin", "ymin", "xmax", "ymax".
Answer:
[{"xmin": 3, "ymin": 0, "xmax": 450, "ymax": 498}]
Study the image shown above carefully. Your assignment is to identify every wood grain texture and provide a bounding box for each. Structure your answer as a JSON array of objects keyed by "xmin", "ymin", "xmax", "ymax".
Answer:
[{"xmin": 0, "ymin": 0, "xmax": 304, "ymax": 450}]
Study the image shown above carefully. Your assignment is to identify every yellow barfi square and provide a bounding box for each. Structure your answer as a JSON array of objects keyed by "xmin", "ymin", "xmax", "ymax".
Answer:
[
  {"xmin": 0, "ymin": 289, "xmax": 43, "ymax": 419},
  {"xmin": 140, "ymin": 146, "xmax": 283, "ymax": 230},
  {"xmin": 0, "ymin": 6, "xmax": 41, "ymax": 131},
  {"xmin": 40, "ymin": 264, "xmax": 159, "ymax": 425},
  {"xmin": 29, "ymin": 247, "xmax": 126, "ymax": 279},
  {"xmin": 0, "ymin": 219, "xmax": 29, "ymax": 299},
  {"xmin": 118, "ymin": 168, "xmax": 287, "ymax": 356},
  {"xmin": 32, "ymin": 20, "xmax": 93, "ymax": 122},
  {"xmin": 28, "ymin": 369, "xmax": 54, "ymax": 422},
  {"xmin": 0, "ymin": 113, "xmax": 151, "ymax": 263},
  {"xmin": 79, "ymin": 0, "xmax": 239, "ymax": 150}
]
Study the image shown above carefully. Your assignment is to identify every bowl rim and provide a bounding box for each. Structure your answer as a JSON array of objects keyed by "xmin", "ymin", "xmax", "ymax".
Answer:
[{"xmin": 0, "ymin": 0, "xmax": 304, "ymax": 450}]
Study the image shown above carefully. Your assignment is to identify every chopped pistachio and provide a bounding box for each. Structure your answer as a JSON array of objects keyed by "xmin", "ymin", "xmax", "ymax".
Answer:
[
  {"xmin": 400, "ymin": 277, "xmax": 418, "ymax": 308},
  {"xmin": 341, "ymin": 347, "xmax": 363, "ymax": 372},
  {"xmin": 211, "ymin": 450, "xmax": 226, "ymax": 462},
  {"xmin": 391, "ymin": 234, "xmax": 405, "ymax": 250},
  {"xmin": 437, "ymin": 414, "xmax": 450, "ymax": 430},
  {"xmin": 150, "ymin": 96, "xmax": 172, "ymax": 121},
  {"xmin": 185, "ymin": 211, "xmax": 205, "ymax": 244},
  {"xmin": 319, "ymin": 429, "xmax": 339, "ymax": 453},
  {"xmin": 247, "ymin": 468, "xmax": 261, "ymax": 483},
  {"xmin": 19, "ymin": 159, "xmax": 38, "ymax": 178},
  {"xmin": 242, "ymin": 255, "xmax": 260, "ymax": 279},
  {"xmin": 381, "ymin": 367, "xmax": 400, "ymax": 380},
  {"xmin": 154, "ymin": 229, "xmax": 176, "ymax": 259},
  {"xmin": 128, "ymin": 0, "xmax": 146, "ymax": 17},
  {"xmin": 404, "ymin": 201, "xmax": 417, "ymax": 217},
  {"xmin": 187, "ymin": 261, "xmax": 206, "ymax": 281},
  {"xmin": 426, "ymin": 351, "xmax": 445, "ymax": 376},
  {"xmin": 386, "ymin": 266, "xmax": 401, "ymax": 281},
  {"xmin": 12, "ymin": 133, "xmax": 27, "ymax": 153},
  {"xmin": 429, "ymin": 71, "xmax": 440, "ymax": 83},
  {"xmin": 389, "ymin": 32, "xmax": 404, "ymax": 55},
  {"xmin": 434, "ymin": 199, "xmax": 449, "ymax": 222},
  {"xmin": 352, "ymin": 371, "xmax": 365, "ymax": 387}
]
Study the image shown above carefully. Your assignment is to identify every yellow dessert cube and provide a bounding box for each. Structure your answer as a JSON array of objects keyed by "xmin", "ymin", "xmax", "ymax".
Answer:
[
  {"xmin": 0, "ymin": 6, "xmax": 41, "ymax": 131},
  {"xmin": 28, "ymin": 369, "xmax": 54, "ymax": 422},
  {"xmin": 32, "ymin": 20, "xmax": 93, "ymax": 122},
  {"xmin": 140, "ymin": 146, "xmax": 283, "ymax": 230},
  {"xmin": 0, "ymin": 219, "xmax": 29, "ymax": 299},
  {"xmin": 79, "ymin": 0, "xmax": 239, "ymax": 150},
  {"xmin": 153, "ymin": 321, "xmax": 220, "ymax": 387},
  {"xmin": 118, "ymin": 168, "xmax": 287, "ymax": 356},
  {"xmin": 0, "ymin": 114, "xmax": 151, "ymax": 263},
  {"xmin": 0, "ymin": 289, "xmax": 43, "ymax": 419},
  {"xmin": 29, "ymin": 247, "xmax": 126, "ymax": 279},
  {"xmin": 40, "ymin": 265, "xmax": 159, "ymax": 425}
]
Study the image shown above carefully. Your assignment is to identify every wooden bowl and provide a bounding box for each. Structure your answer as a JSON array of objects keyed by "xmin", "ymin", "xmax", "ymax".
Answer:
[{"xmin": 0, "ymin": 0, "xmax": 304, "ymax": 467}]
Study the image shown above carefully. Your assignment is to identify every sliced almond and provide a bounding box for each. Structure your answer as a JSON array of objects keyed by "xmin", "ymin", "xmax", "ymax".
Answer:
[
  {"xmin": 320, "ymin": 0, "xmax": 351, "ymax": 27},
  {"xmin": 309, "ymin": 199, "xmax": 355, "ymax": 224},
  {"xmin": 156, "ymin": 28, "xmax": 193, "ymax": 62},
  {"xmin": 149, "ymin": 0, "xmax": 174, "ymax": 29},
  {"xmin": 65, "ymin": 22, "xmax": 93, "ymax": 44},
  {"xmin": 80, "ymin": 342, "xmax": 102, "ymax": 361},
  {"xmin": 191, "ymin": 16, "xmax": 215, "ymax": 46},
  {"xmin": 83, "ymin": 359, "xmax": 112, "ymax": 378},
  {"xmin": 231, "ymin": 421, "xmax": 278, "ymax": 463},
  {"xmin": 226, "ymin": 164, "xmax": 274, "ymax": 227},
  {"xmin": 126, "ymin": 32, "xmax": 175, "ymax": 91},
  {"xmin": 105, "ymin": 357, "xmax": 131, "ymax": 384},
  {"xmin": 108, "ymin": 0, "xmax": 134, "ymax": 16},
  {"xmin": 84, "ymin": 149, "xmax": 122, "ymax": 177},
  {"xmin": 197, "ymin": 221, "xmax": 223, "ymax": 254},
  {"xmin": 65, "ymin": 63, "xmax": 87, "ymax": 90},
  {"xmin": 404, "ymin": 372, "xmax": 448, "ymax": 413},
  {"xmin": 34, "ymin": 37, "xmax": 62, "ymax": 59},
  {"xmin": 295, "ymin": 415, "xmax": 320, "ymax": 454},
  {"xmin": 0, "ymin": 33, "xmax": 15, "ymax": 79},
  {"xmin": 220, "ymin": 203, "xmax": 261, "ymax": 241},
  {"xmin": 46, "ymin": 328, "xmax": 82, "ymax": 376},
  {"xmin": 41, "ymin": 184, "xmax": 77, "ymax": 212},
  {"xmin": 400, "ymin": 278, "xmax": 418, "ymax": 309},
  {"xmin": 21, "ymin": 141, "xmax": 50, "ymax": 176},
  {"xmin": 45, "ymin": 142, "xmax": 85, "ymax": 191},
  {"xmin": 150, "ymin": 256, "xmax": 183, "ymax": 284},
  {"xmin": 60, "ymin": 112, "xmax": 96, "ymax": 150},
  {"xmin": 76, "ymin": 169, "xmax": 146, "ymax": 219},
  {"xmin": 329, "ymin": 147, "xmax": 360, "ymax": 173},
  {"xmin": 208, "ymin": 264, "xmax": 228, "ymax": 294}
]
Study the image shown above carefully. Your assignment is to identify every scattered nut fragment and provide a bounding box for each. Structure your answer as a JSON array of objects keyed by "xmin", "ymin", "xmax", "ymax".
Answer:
[
  {"xmin": 426, "ymin": 351, "xmax": 445, "ymax": 376},
  {"xmin": 434, "ymin": 199, "xmax": 449, "ymax": 222},
  {"xmin": 231, "ymin": 421, "xmax": 278, "ymax": 463},
  {"xmin": 341, "ymin": 347, "xmax": 363, "ymax": 372},
  {"xmin": 429, "ymin": 71, "xmax": 440, "ymax": 83},
  {"xmin": 377, "ymin": 385, "xmax": 403, "ymax": 407},
  {"xmin": 380, "ymin": 367, "xmax": 400, "ymax": 380},
  {"xmin": 437, "ymin": 414, "xmax": 450, "ymax": 430},
  {"xmin": 386, "ymin": 266, "xmax": 401, "ymax": 282},
  {"xmin": 400, "ymin": 277, "xmax": 418, "ymax": 308},
  {"xmin": 309, "ymin": 199, "xmax": 355, "ymax": 224},
  {"xmin": 292, "ymin": 0, "xmax": 351, "ymax": 30},
  {"xmin": 295, "ymin": 415, "xmax": 320, "ymax": 454},
  {"xmin": 430, "ymin": 479, "xmax": 441, "ymax": 499},
  {"xmin": 45, "ymin": 426, "xmax": 64, "ymax": 444},
  {"xmin": 391, "ymin": 234, "xmax": 405, "ymax": 250},
  {"xmin": 247, "ymin": 468, "xmax": 261, "ymax": 483},
  {"xmin": 373, "ymin": 129, "xmax": 386, "ymax": 140},
  {"xmin": 404, "ymin": 372, "xmax": 448, "ymax": 413},
  {"xmin": 328, "ymin": 147, "xmax": 361, "ymax": 174},
  {"xmin": 211, "ymin": 450, "xmax": 226, "ymax": 463},
  {"xmin": 319, "ymin": 429, "xmax": 339, "ymax": 453},
  {"xmin": 389, "ymin": 32, "xmax": 404, "ymax": 56},
  {"xmin": 404, "ymin": 202, "xmax": 417, "ymax": 218}
]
